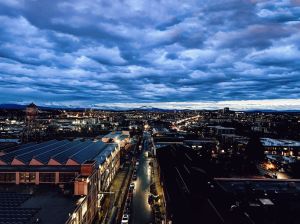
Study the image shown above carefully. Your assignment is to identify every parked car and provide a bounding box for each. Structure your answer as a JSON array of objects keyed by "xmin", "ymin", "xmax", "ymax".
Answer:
[
  {"xmin": 121, "ymin": 214, "xmax": 129, "ymax": 224},
  {"xmin": 128, "ymin": 188, "xmax": 133, "ymax": 198},
  {"xmin": 130, "ymin": 182, "xmax": 135, "ymax": 189}
]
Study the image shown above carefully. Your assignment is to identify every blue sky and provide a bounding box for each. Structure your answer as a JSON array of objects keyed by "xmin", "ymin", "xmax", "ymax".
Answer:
[{"xmin": 0, "ymin": 0, "xmax": 300, "ymax": 109}]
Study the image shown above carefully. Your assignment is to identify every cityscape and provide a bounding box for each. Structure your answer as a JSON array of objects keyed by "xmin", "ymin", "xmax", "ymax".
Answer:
[
  {"xmin": 1, "ymin": 0, "xmax": 300, "ymax": 224},
  {"xmin": 1, "ymin": 104, "xmax": 300, "ymax": 224}
]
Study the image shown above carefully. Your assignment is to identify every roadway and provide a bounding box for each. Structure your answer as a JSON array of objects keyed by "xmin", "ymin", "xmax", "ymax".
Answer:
[{"xmin": 131, "ymin": 132, "xmax": 152, "ymax": 224}]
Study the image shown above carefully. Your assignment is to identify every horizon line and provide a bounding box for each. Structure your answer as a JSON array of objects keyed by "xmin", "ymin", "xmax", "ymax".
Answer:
[{"xmin": 2, "ymin": 99, "xmax": 300, "ymax": 111}]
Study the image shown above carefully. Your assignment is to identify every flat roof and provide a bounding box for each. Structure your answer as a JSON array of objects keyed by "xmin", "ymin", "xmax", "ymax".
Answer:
[
  {"xmin": 261, "ymin": 138, "xmax": 300, "ymax": 147},
  {"xmin": 0, "ymin": 184, "xmax": 79, "ymax": 224},
  {"xmin": 207, "ymin": 125, "xmax": 235, "ymax": 130},
  {"xmin": 102, "ymin": 131, "xmax": 128, "ymax": 139}
]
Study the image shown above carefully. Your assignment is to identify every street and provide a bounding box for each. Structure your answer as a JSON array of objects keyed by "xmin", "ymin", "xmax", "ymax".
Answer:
[{"xmin": 131, "ymin": 132, "xmax": 152, "ymax": 224}]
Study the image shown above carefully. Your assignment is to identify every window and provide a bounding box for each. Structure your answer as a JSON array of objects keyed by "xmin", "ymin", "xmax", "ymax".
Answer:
[
  {"xmin": 59, "ymin": 172, "xmax": 76, "ymax": 182},
  {"xmin": 40, "ymin": 173, "xmax": 55, "ymax": 183},
  {"xmin": 19, "ymin": 172, "xmax": 36, "ymax": 183},
  {"xmin": 0, "ymin": 173, "xmax": 16, "ymax": 182}
]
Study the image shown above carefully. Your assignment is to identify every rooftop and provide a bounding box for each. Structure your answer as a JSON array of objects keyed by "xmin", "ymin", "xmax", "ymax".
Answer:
[
  {"xmin": 0, "ymin": 184, "xmax": 78, "ymax": 224},
  {"xmin": 0, "ymin": 139, "xmax": 117, "ymax": 166},
  {"xmin": 260, "ymin": 138, "xmax": 300, "ymax": 147}
]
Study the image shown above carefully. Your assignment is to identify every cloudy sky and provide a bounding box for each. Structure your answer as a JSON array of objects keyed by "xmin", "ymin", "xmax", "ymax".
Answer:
[{"xmin": 0, "ymin": 0, "xmax": 300, "ymax": 110}]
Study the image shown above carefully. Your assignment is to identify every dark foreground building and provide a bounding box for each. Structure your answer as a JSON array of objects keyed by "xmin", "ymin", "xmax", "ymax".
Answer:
[
  {"xmin": 156, "ymin": 144, "xmax": 223, "ymax": 224},
  {"xmin": 156, "ymin": 144, "xmax": 300, "ymax": 224}
]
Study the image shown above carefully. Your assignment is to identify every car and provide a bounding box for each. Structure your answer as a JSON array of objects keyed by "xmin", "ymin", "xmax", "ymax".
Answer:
[
  {"xmin": 128, "ymin": 188, "xmax": 133, "ymax": 197},
  {"xmin": 124, "ymin": 206, "xmax": 131, "ymax": 214},
  {"xmin": 130, "ymin": 182, "xmax": 135, "ymax": 189},
  {"xmin": 136, "ymin": 161, "xmax": 139, "ymax": 166},
  {"xmin": 125, "ymin": 199, "xmax": 131, "ymax": 208},
  {"xmin": 121, "ymin": 214, "xmax": 129, "ymax": 224},
  {"xmin": 132, "ymin": 174, "xmax": 137, "ymax": 180}
]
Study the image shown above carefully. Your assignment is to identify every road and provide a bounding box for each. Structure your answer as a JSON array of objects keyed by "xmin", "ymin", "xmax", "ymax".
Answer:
[{"xmin": 131, "ymin": 132, "xmax": 152, "ymax": 224}]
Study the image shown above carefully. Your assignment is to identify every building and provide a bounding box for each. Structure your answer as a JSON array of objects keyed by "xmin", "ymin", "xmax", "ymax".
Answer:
[
  {"xmin": 25, "ymin": 103, "xmax": 38, "ymax": 138},
  {"xmin": 261, "ymin": 138, "xmax": 300, "ymax": 157},
  {"xmin": 156, "ymin": 144, "xmax": 300, "ymax": 224},
  {"xmin": 101, "ymin": 131, "xmax": 130, "ymax": 148},
  {"xmin": 212, "ymin": 178, "xmax": 300, "ymax": 224},
  {"xmin": 0, "ymin": 139, "xmax": 120, "ymax": 224},
  {"xmin": 183, "ymin": 139, "xmax": 218, "ymax": 151},
  {"xmin": 156, "ymin": 144, "xmax": 223, "ymax": 224},
  {"xmin": 207, "ymin": 126, "xmax": 235, "ymax": 136},
  {"xmin": 221, "ymin": 134, "xmax": 249, "ymax": 145},
  {"xmin": 223, "ymin": 107, "xmax": 230, "ymax": 114}
]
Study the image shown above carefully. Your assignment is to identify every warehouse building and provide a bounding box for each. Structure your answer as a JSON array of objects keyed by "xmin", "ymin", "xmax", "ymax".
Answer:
[{"xmin": 0, "ymin": 139, "xmax": 120, "ymax": 224}]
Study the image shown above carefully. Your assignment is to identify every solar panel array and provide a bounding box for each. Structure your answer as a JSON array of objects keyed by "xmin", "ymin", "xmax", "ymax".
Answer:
[
  {"xmin": 15, "ymin": 140, "xmax": 69, "ymax": 164},
  {"xmin": 0, "ymin": 139, "xmax": 118, "ymax": 166},
  {"xmin": 51, "ymin": 140, "xmax": 94, "ymax": 164},
  {"xmin": 69, "ymin": 141, "xmax": 108, "ymax": 164},
  {"xmin": 0, "ymin": 140, "xmax": 57, "ymax": 164},
  {"xmin": 93, "ymin": 144, "xmax": 117, "ymax": 165},
  {"xmin": 33, "ymin": 140, "xmax": 76, "ymax": 164}
]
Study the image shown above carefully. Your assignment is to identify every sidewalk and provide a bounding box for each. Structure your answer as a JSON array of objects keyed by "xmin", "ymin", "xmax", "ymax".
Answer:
[
  {"xmin": 114, "ymin": 163, "xmax": 133, "ymax": 223},
  {"xmin": 99, "ymin": 166, "xmax": 129, "ymax": 224},
  {"xmin": 151, "ymin": 157, "xmax": 167, "ymax": 224}
]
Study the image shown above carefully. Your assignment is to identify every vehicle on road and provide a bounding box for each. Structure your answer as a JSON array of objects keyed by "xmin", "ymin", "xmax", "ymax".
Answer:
[
  {"xmin": 130, "ymin": 182, "xmax": 135, "ymax": 189},
  {"xmin": 132, "ymin": 174, "xmax": 137, "ymax": 180},
  {"xmin": 128, "ymin": 188, "xmax": 133, "ymax": 198},
  {"xmin": 125, "ymin": 198, "xmax": 131, "ymax": 210},
  {"xmin": 121, "ymin": 214, "xmax": 129, "ymax": 224}
]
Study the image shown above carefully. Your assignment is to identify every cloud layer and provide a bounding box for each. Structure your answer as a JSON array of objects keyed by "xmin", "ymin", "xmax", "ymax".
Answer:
[{"xmin": 0, "ymin": 0, "xmax": 300, "ymax": 109}]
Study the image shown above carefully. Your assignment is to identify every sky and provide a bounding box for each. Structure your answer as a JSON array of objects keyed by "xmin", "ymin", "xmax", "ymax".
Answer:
[{"xmin": 0, "ymin": 0, "xmax": 300, "ymax": 110}]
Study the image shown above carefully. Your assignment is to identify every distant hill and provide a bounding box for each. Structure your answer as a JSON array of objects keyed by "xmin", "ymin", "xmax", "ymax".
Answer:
[
  {"xmin": 132, "ymin": 106, "xmax": 175, "ymax": 112},
  {"xmin": 245, "ymin": 109, "xmax": 300, "ymax": 113},
  {"xmin": 1, "ymin": 103, "xmax": 300, "ymax": 112},
  {"xmin": 0, "ymin": 104, "xmax": 26, "ymax": 109},
  {"xmin": 0, "ymin": 104, "xmax": 74, "ymax": 111}
]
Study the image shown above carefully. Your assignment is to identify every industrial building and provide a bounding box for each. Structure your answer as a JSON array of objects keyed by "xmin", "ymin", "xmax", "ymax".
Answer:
[{"xmin": 0, "ymin": 139, "xmax": 120, "ymax": 224}]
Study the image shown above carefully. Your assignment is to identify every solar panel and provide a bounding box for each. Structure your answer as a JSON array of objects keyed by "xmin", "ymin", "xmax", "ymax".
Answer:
[
  {"xmin": 51, "ymin": 140, "xmax": 94, "ymax": 164},
  {"xmin": 15, "ymin": 140, "xmax": 68, "ymax": 164},
  {"xmin": 0, "ymin": 140, "xmax": 58, "ymax": 164},
  {"xmin": 93, "ymin": 144, "xmax": 117, "ymax": 165},
  {"xmin": 33, "ymin": 140, "xmax": 79, "ymax": 164},
  {"xmin": 70, "ymin": 141, "xmax": 107, "ymax": 164}
]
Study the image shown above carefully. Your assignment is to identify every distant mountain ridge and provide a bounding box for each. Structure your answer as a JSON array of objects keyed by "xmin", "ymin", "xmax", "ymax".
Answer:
[
  {"xmin": 1, "ymin": 103, "xmax": 300, "ymax": 112},
  {"xmin": 0, "ymin": 104, "xmax": 27, "ymax": 109},
  {"xmin": 0, "ymin": 104, "xmax": 82, "ymax": 111}
]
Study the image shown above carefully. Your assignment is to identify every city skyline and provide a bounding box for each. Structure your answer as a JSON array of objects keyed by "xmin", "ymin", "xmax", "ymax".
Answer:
[{"xmin": 0, "ymin": 0, "xmax": 300, "ymax": 108}]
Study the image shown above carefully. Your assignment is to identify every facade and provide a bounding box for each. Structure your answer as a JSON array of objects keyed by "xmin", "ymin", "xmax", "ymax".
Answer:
[
  {"xmin": 261, "ymin": 138, "xmax": 300, "ymax": 157},
  {"xmin": 207, "ymin": 126, "xmax": 235, "ymax": 136},
  {"xmin": 0, "ymin": 139, "xmax": 120, "ymax": 224}
]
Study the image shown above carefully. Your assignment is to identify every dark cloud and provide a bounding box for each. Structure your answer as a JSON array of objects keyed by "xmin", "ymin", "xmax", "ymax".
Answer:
[{"xmin": 0, "ymin": 0, "xmax": 299, "ymax": 108}]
